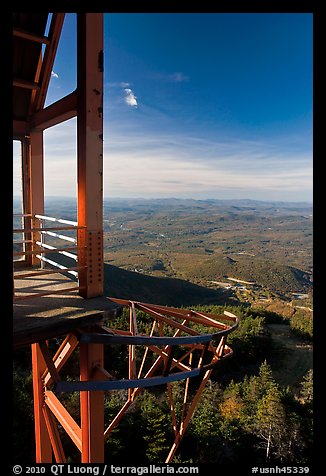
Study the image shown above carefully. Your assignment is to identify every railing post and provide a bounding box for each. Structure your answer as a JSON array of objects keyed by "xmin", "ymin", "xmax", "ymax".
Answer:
[
  {"xmin": 40, "ymin": 218, "xmax": 45, "ymax": 269},
  {"xmin": 21, "ymin": 138, "xmax": 33, "ymax": 267},
  {"xmin": 29, "ymin": 130, "xmax": 44, "ymax": 266}
]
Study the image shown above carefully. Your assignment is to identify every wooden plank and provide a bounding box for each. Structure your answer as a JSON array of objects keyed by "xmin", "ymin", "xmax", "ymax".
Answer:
[
  {"xmin": 14, "ymin": 266, "xmax": 86, "ymax": 279},
  {"xmin": 13, "ymin": 310, "xmax": 105, "ymax": 349},
  {"xmin": 13, "ymin": 285, "xmax": 80, "ymax": 302},
  {"xmin": 13, "ymin": 272, "xmax": 117, "ymax": 349}
]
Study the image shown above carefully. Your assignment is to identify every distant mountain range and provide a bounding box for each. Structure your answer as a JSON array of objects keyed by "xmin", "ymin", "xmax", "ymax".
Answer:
[
  {"xmin": 13, "ymin": 196, "xmax": 313, "ymax": 209},
  {"xmin": 13, "ymin": 196, "xmax": 312, "ymax": 298}
]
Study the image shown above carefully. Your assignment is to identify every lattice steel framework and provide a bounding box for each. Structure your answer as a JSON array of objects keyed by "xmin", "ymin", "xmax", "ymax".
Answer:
[{"xmin": 33, "ymin": 298, "xmax": 238, "ymax": 463}]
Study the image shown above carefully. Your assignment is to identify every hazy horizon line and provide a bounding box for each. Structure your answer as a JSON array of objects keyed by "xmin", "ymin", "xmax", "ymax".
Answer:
[{"xmin": 13, "ymin": 195, "xmax": 313, "ymax": 205}]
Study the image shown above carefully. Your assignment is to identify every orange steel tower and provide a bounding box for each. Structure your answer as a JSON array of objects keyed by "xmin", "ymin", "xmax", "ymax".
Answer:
[{"xmin": 13, "ymin": 13, "xmax": 238, "ymax": 463}]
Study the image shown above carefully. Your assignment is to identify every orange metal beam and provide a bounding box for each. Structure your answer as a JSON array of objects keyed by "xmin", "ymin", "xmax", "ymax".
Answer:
[
  {"xmin": 167, "ymin": 384, "xmax": 178, "ymax": 437},
  {"xmin": 38, "ymin": 341, "xmax": 61, "ymax": 384},
  {"xmin": 42, "ymin": 406, "xmax": 67, "ymax": 463},
  {"xmin": 43, "ymin": 334, "xmax": 79, "ymax": 387},
  {"xmin": 136, "ymin": 303, "xmax": 200, "ymax": 336},
  {"xmin": 20, "ymin": 139, "xmax": 33, "ymax": 267},
  {"xmin": 32, "ymin": 343, "xmax": 52, "ymax": 462},
  {"xmin": 80, "ymin": 341, "xmax": 104, "ymax": 462},
  {"xmin": 13, "ymin": 78, "xmax": 40, "ymax": 90},
  {"xmin": 165, "ymin": 363, "xmax": 216, "ymax": 464},
  {"xmin": 33, "ymin": 13, "xmax": 65, "ymax": 112},
  {"xmin": 13, "ymin": 27, "xmax": 50, "ymax": 44},
  {"xmin": 104, "ymin": 352, "xmax": 166, "ymax": 438},
  {"xmin": 104, "ymin": 400, "xmax": 133, "ymax": 439},
  {"xmin": 31, "ymin": 91, "xmax": 77, "ymax": 130},
  {"xmin": 180, "ymin": 353, "xmax": 193, "ymax": 426},
  {"xmin": 128, "ymin": 303, "xmax": 137, "ymax": 398},
  {"xmin": 140, "ymin": 303, "xmax": 228, "ymax": 329},
  {"xmin": 13, "ymin": 120, "xmax": 29, "ymax": 139},
  {"xmin": 137, "ymin": 320, "xmax": 156, "ymax": 378},
  {"xmin": 28, "ymin": 38, "xmax": 44, "ymax": 117},
  {"xmin": 27, "ymin": 299, "xmax": 236, "ymax": 463},
  {"xmin": 94, "ymin": 366, "xmax": 114, "ymax": 380},
  {"xmin": 45, "ymin": 390, "xmax": 82, "ymax": 452},
  {"xmin": 29, "ymin": 130, "xmax": 44, "ymax": 265},
  {"xmin": 77, "ymin": 13, "xmax": 104, "ymax": 298},
  {"xmin": 147, "ymin": 345, "xmax": 192, "ymax": 372}
]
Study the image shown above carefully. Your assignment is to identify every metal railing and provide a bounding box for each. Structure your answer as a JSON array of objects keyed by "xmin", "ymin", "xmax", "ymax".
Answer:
[{"xmin": 13, "ymin": 213, "xmax": 86, "ymax": 301}]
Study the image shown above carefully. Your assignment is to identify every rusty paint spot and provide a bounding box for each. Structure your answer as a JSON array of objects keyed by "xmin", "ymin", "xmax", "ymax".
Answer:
[{"xmin": 93, "ymin": 88, "xmax": 100, "ymax": 95}]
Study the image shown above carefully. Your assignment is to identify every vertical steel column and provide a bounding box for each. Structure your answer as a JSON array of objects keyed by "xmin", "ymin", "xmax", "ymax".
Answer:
[
  {"xmin": 29, "ymin": 130, "xmax": 44, "ymax": 266},
  {"xmin": 80, "ymin": 339, "xmax": 105, "ymax": 462},
  {"xmin": 77, "ymin": 13, "xmax": 104, "ymax": 298},
  {"xmin": 32, "ymin": 343, "xmax": 52, "ymax": 462},
  {"xmin": 21, "ymin": 138, "xmax": 33, "ymax": 266}
]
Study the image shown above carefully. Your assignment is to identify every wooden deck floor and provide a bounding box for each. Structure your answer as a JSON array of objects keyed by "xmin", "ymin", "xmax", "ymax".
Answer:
[{"xmin": 13, "ymin": 270, "xmax": 120, "ymax": 348}]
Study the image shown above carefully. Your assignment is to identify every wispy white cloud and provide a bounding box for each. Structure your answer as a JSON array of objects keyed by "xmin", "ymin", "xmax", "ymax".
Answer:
[
  {"xmin": 51, "ymin": 71, "xmax": 59, "ymax": 79},
  {"xmin": 103, "ymin": 130, "xmax": 312, "ymax": 201},
  {"xmin": 148, "ymin": 71, "xmax": 189, "ymax": 83},
  {"xmin": 108, "ymin": 81, "xmax": 130, "ymax": 88},
  {"xmin": 124, "ymin": 88, "xmax": 138, "ymax": 108},
  {"xmin": 168, "ymin": 72, "xmax": 189, "ymax": 83},
  {"xmin": 105, "ymin": 152, "xmax": 312, "ymax": 201},
  {"xmin": 13, "ymin": 116, "xmax": 312, "ymax": 202}
]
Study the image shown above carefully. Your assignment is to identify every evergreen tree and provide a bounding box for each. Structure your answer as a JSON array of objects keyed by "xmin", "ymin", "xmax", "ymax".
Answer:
[
  {"xmin": 254, "ymin": 383, "xmax": 287, "ymax": 462},
  {"xmin": 298, "ymin": 370, "xmax": 313, "ymax": 462},
  {"xmin": 258, "ymin": 360, "xmax": 274, "ymax": 390},
  {"xmin": 219, "ymin": 381, "xmax": 244, "ymax": 421},
  {"xmin": 190, "ymin": 382, "xmax": 222, "ymax": 462},
  {"xmin": 141, "ymin": 391, "xmax": 171, "ymax": 462},
  {"xmin": 300, "ymin": 369, "xmax": 313, "ymax": 406}
]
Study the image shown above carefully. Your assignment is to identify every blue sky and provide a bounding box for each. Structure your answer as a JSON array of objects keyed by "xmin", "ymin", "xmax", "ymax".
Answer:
[{"xmin": 13, "ymin": 13, "xmax": 313, "ymax": 202}]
